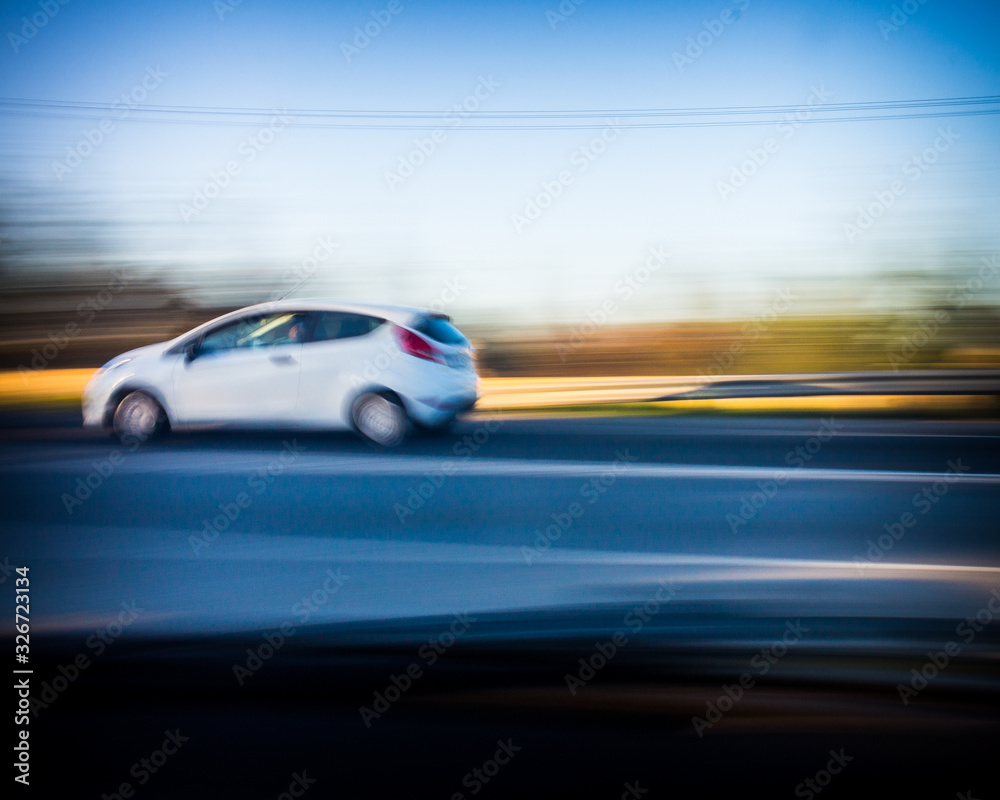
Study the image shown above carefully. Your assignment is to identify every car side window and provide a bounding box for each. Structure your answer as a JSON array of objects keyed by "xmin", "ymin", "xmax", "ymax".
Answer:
[
  {"xmin": 200, "ymin": 313, "xmax": 309, "ymax": 353},
  {"xmin": 310, "ymin": 312, "xmax": 384, "ymax": 343}
]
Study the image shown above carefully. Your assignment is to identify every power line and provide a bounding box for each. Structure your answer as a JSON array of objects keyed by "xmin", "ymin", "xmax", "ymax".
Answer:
[
  {"xmin": 0, "ymin": 95, "xmax": 997, "ymax": 130},
  {"xmin": 1, "ymin": 108, "xmax": 997, "ymax": 130},
  {"xmin": 1, "ymin": 94, "xmax": 998, "ymax": 117}
]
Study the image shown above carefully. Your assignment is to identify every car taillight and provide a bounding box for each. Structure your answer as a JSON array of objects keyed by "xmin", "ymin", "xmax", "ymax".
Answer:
[{"xmin": 394, "ymin": 325, "xmax": 445, "ymax": 364}]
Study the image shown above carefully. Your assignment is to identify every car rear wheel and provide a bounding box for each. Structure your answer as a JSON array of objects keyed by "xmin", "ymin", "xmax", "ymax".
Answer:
[
  {"xmin": 351, "ymin": 392, "xmax": 408, "ymax": 447},
  {"xmin": 112, "ymin": 390, "xmax": 167, "ymax": 443}
]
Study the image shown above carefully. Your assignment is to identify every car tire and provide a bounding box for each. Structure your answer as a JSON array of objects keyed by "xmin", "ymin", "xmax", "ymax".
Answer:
[
  {"xmin": 112, "ymin": 390, "xmax": 168, "ymax": 443},
  {"xmin": 351, "ymin": 391, "xmax": 408, "ymax": 447}
]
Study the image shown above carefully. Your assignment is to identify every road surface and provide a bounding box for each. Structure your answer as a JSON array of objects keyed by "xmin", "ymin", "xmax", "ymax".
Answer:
[{"xmin": 2, "ymin": 413, "xmax": 998, "ymax": 797}]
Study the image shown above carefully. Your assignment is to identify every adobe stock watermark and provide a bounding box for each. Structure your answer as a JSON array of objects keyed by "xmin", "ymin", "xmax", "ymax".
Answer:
[
  {"xmin": 546, "ymin": 0, "xmax": 585, "ymax": 31},
  {"xmin": 692, "ymin": 619, "xmax": 810, "ymax": 736},
  {"xmin": 348, "ymin": 276, "xmax": 464, "ymax": 389},
  {"xmin": 261, "ymin": 236, "xmax": 340, "ymax": 306},
  {"xmin": 19, "ymin": 270, "xmax": 133, "ymax": 382},
  {"xmin": 884, "ymin": 309, "xmax": 949, "ymax": 371},
  {"xmin": 522, "ymin": 449, "xmax": 639, "ymax": 565},
  {"xmin": 617, "ymin": 782, "xmax": 649, "ymax": 800},
  {"xmin": 274, "ymin": 772, "xmax": 317, "ymax": 800},
  {"xmin": 884, "ymin": 255, "xmax": 998, "ymax": 370},
  {"xmin": 384, "ymin": 75, "xmax": 500, "ymax": 191},
  {"xmin": 179, "ymin": 110, "xmax": 290, "ymax": 222},
  {"xmin": 726, "ymin": 419, "xmax": 843, "ymax": 533},
  {"xmin": 214, "ymin": 0, "xmax": 244, "ymax": 22},
  {"xmin": 0, "ymin": 557, "xmax": 14, "ymax": 585},
  {"xmin": 555, "ymin": 246, "xmax": 670, "ymax": 363},
  {"xmin": 843, "ymin": 126, "xmax": 959, "ymax": 243},
  {"xmin": 878, "ymin": 0, "xmax": 929, "ymax": 40},
  {"xmin": 52, "ymin": 67, "xmax": 167, "ymax": 180},
  {"xmin": 947, "ymin": 255, "xmax": 999, "ymax": 310},
  {"xmin": 99, "ymin": 729, "xmax": 189, "ymax": 800},
  {"xmin": 451, "ymin": 739, "xmax": 521, "ymax": 799},
  {"xmin": 717, "ymin": 86, "xmax": 832, "ymax": 201},
  {"xmin": 897, "ymin": 589, "xmax": 1000, "ymax": 705},
  {"xmin": 340, "ymin": 0, "xmax": 403, "ymax": 62},
  {"xmin": 28, "ymin": 600, "xmax": 144, "ymax": 716},
  {"xmin": 394, "ymin": 412, "xmax": 503, "ymax": 522},
  {"xmin": 359, "ymin": 612, "xmax": 475, "ymax": 727},
  {"xmin": 697, "ymin": 287, "xmax": 797, "ymax": 378},
  {"xmin": 511, "ymin": 119, "xmax": 623, "ymax": 233},
  {"xmin": 565, "ymin": 581, "xmax": 679, "ymax": 694},
  {"xmin": 232, "ymin": 567, "xmax": 348, "ymax": 685},
  {"xmin": 7, "ymin": 0, "xmax": 71, "ymax": 54},
  {"xmin": 793, "ymin": 749, "xmax": 853, "ymax": 799},
  {"xmin": 190, "ymin": 439, "xmax": 306, "ymax": 555},
  {"xmin": 854, "ymin": 459, "xmax": 969, "ymax": 570},
  {"xmin": 672, "ymin": 0, "xmax": 750, "ymax": 72},
  {"xmin": 61, "ymin": 431, "xmax": 152, "ymax": 515}
]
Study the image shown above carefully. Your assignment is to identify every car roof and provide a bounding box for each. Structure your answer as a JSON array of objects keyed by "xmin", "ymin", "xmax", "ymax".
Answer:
[
  {"xmin": 173, "ymin": 299, "xmax": 434, "ymax": 344},
  {"xmin": 244, "ymin": 298, "xmax": 426, "ymax": 324}
]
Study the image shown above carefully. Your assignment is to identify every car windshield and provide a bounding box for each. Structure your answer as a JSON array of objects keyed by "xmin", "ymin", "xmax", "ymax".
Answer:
[{"xmin": 200, "ymin": 313, "xmax": 306, "ymax": 352}]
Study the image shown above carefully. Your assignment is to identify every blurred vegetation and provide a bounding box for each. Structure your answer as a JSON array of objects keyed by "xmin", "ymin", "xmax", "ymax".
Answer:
[
  {"xmin": 2, "ymin": 177, "xmax": 998, "ymax": 378},
  {"xmin": 472, "ymin": 311, "xmax": 1000, "ymax": 377},
  {"xmin": 1, "ymin": 272, "xmax": 998, "ymax": 376}
]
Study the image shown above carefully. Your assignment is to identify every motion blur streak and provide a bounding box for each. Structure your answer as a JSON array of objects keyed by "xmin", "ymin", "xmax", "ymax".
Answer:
[
  {"xmin": 5, "ymin": 413, "xmax": 1000, "ymax": 795},
  {"xmin": 3, "ymin": 415, "xmax": 999, "ymax": 634},
  {"xmin": 3, "ymin": 0, "xmax": 1000, "ymax": 795}
]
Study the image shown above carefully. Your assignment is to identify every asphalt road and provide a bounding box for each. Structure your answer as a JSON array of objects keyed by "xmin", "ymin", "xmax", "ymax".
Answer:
[
  {"xmin": 2, "ymin": 413, "xmax": 999, "ymax": 629},
  {"xmin": 2, "ymin": 412, "xmax": 999, "ymax": 797}
]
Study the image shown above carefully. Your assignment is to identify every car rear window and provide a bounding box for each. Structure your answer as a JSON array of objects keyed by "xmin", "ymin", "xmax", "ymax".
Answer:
[
  {"xmin": 414, "ymin": 316, "xmax": 469, "ymax": 345},
  {"xmin": 311, "ymin": 312, "xmax": 384, "ymax": 342}
]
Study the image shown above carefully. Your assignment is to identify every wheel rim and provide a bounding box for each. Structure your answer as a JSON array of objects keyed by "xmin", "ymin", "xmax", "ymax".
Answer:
[
  {"xmin": 355, "ymin": 394, "xmax": 406, "ymax": 446},
  {"xmin": 114, "ymin": 392, "xmax": 159, "ymax": 440}
]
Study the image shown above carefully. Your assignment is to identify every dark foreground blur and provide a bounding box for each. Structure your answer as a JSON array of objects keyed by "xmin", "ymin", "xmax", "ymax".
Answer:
[
  {"xmin": 4, "ymin": 415, "xmax": 999, "ymax": 797},
  {"xmin": 28, "ymin": 614, "xmax": 1000, "ymax": 799}
]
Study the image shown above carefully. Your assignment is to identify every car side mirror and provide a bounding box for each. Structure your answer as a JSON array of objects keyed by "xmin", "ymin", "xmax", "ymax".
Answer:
[{"xmin": 184, "ymin": 342, "xmax": 199, "ymax": 363}]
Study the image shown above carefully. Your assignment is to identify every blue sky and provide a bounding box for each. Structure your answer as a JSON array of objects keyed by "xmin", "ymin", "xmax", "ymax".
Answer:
[{"xmin": 1, "ymin": 0, "xmax": 999, "ymax": 323}]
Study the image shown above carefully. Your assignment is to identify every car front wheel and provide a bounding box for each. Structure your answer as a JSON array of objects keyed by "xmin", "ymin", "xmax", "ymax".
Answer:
[
  {"xmin": 351, "ymin": 392, "xmax": 408, "ymax": 447},
  {"xmin": 112, "ymin": 390, "xmax": 168, "ymax": 443}
]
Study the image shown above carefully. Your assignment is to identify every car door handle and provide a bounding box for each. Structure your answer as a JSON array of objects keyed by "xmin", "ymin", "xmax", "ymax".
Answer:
[{"xmin": 269, "ymin": 354, "xmax": 298, "ymax": 365}]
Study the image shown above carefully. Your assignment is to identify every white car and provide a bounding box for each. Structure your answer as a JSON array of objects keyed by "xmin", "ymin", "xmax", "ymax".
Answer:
[{"xmin": 82, "ymin": 300, "xmax": 479, "ymax": 446}]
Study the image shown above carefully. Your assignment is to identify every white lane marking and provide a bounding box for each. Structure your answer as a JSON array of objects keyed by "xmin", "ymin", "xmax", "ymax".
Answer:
[
  {"xmin": 15, "ymin": 524, "xmax": 1000, "ymax": 578},
  {"xmin": 14, "ymin": 524, "xmax": 999, "ymax": 635},
  {"xmin": 8, "ymin": 452, "xmax": 1000, "ymax": 484}
]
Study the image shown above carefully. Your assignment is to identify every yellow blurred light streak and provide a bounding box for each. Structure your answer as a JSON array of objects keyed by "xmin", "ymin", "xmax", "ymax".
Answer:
[{"xmin": 0, "ymin": 369, "xmax": 993, "ymax": 415}]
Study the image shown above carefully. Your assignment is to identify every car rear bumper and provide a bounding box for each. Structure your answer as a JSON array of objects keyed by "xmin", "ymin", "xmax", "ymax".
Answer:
[
  {"xmin": 407, "ymin": 391, "xmax": 478, "ymax": 426},
  {"xmin": 419, "ymin": 393, "xmax": 478, "ymax": 412}
]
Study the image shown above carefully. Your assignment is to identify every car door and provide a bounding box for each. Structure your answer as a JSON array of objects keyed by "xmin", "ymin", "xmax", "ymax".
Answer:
[
  {"xmin": 295, "ymin": 310, "xmax": 387, "ymax": 426},
  {"xmin": 171, "ymin": 311, "xmax": 308, "ymax": 425}
]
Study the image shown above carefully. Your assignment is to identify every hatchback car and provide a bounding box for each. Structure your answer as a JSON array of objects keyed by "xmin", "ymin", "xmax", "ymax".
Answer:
[{"xmin": 82, "ymin": 300, "xmax": 479, "ymax": 446}]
